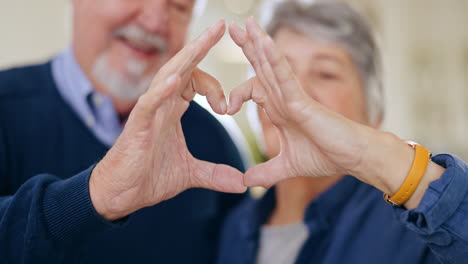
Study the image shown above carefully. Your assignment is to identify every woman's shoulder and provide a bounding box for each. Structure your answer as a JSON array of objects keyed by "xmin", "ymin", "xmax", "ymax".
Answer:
[
  {"xmin": 217, "ymin": 194, "xmax": 260, "ymax": 263},
  {"xmin": 222, "ymin": 194, "xmax": 259, "ymax": 230}
]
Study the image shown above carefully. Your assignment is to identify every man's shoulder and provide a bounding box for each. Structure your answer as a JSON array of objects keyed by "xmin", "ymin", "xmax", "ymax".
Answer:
[
  {"xmin": 183, "ymin": 101, "xmax": 223, "ymax": 127},
  {"xmin": 182, "ymin": 101, "xmax": 245, "ymax": 170},
  {"xmin": 182, "ymin": 102, "xmax": 225, "ymax": 143},
  {"xmin": 0, "ymin": 61, "xmax": 53, "ymax": 101},
  {"xmin": 183, "ymin": 101, "xmax": 235, "ymax": 143}
]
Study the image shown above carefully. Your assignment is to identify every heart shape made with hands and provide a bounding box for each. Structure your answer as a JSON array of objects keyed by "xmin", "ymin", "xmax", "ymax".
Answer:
[
  {"xmin": 133, "ymin": 17, "xmax": 363, "ymax": 193},
  {"xmin": 212, "ymin": 18, "xmax": 363, "ymax": 190},
  {"xmin": 92, "ymin": 18, "xmax": 367, "ymax": 221}
]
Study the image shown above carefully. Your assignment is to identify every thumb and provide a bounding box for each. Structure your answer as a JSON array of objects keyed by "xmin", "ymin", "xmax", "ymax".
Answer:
[
  {"xmin": 191, "ymin": 159, "xmax": 247, "ymax": 193},
  {"xmin": 244, "ymin": 156, "xmax": 291, "ymax": 188}
]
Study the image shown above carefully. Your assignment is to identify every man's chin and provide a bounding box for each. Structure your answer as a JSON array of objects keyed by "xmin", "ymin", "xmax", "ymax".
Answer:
[
  {"xmin": 105, "ymin": 75, "xmax": 152, "ymax": 102},
  {"xmin": 92, "ymin": 54, "xmax": 153, "ymax": 102}
]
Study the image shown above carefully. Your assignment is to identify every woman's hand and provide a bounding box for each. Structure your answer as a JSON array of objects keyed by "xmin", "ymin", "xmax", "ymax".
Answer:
[
  {"xmin": 228, "ymin": 18, "xmax": 445, "ymax": 210},
  {"xmin": 228, "ymin": 18, "xmax": 378, "ymax": 188}
]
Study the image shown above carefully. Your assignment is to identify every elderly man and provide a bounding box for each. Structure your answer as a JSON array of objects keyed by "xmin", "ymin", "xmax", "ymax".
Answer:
[{"xmin": 0, "ymin": 1, "xmax": 246, "ymax": 263}]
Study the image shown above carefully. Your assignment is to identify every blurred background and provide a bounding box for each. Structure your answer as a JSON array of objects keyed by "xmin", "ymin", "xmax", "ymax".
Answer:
[{"xmin": 1, "ymin": 0, "xmax": 467, "ymax": 161}]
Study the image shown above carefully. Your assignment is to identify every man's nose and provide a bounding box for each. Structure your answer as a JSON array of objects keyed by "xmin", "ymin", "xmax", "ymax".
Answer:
[{"xmin": 135, "ymin": 0, "xmax": 169, "ymax": 36}]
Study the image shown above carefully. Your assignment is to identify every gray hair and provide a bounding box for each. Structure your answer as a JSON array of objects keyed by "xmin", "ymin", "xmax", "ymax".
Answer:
[{"xmin": 261, "ymin": 0, "xmax": 384, "ymax": 125}]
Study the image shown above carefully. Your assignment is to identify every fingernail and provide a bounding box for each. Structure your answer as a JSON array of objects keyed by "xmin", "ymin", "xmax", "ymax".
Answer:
[
  {"xmin": 220, "ymin": 100, "xmax": 227, "ymax": 114},
  {"xmin": 214, "ymin": 19, "xmax": 225, "ymax": 29}
]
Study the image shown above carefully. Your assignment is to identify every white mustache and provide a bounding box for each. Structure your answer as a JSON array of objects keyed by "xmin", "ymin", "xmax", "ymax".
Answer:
[{"xmin": 113, "ymin": 24, "xmax": 168, "ymax": 54}]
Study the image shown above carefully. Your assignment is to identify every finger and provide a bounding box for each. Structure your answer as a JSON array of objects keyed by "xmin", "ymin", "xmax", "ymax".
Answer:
[
  {"xmin": 228, "ymin": 22, "xmax": 248, "ymax": 47},
  {"xmin": 173, "ymin": 19, "xmax": 226, "ymax": 74},
  {"xmin": 263, "ymin": 35, "xmax": 304, "ymax": 100},
  {"xmin": 229, "ymin": 22, "xmax": 270, "ymax": 90},
  {"xmin": 245, "ymin": 17, "xmax": 280, "ymax": 94},
  {"xmin": 145, "ymin": 20, "xmax": 225, "ymax": 99},
  {"xmin": 131, "ymin": 74, "xmax": 181, "ymax": 128},
  {"xmin": 227, "ymin": 77, "xmax": 265, "ymax": 115},
  {"xmin": 188, "ymin": 68, "xmax": 227, "ymax": 114},
  {"xmin": 191, "ymin": 159, "xmax": 247, "ymax": 193},
  {"xmin": 245, "ymin": 17, "xmax": 268, "ymax": 55},
  {"xmin": 247, "ymin": 18, "xmax": 306, "ymax": 106},
  {"xmin": 227, "ymin": 78, "xmax": 253, "ymax": 115},
  {"xmin": 229, "ymin": 22, "xmax": 259, "ymax": 68},
  {"xmin": 243, "ymin": 156, "xmax": 291, "ymax": 188}
]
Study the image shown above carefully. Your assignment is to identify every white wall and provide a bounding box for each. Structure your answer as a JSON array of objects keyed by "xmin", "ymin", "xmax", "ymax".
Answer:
[
  {"xmin": 0, "ymin": 0, "xmax": 70, "ymax": 68},
  {"xmin": 352, "ymin": 0, "xmax": 468, "ymax": 160}
]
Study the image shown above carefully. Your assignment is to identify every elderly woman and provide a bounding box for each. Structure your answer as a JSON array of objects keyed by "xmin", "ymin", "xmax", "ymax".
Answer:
[{"xmin": 217, "ymin": 1, "xmax": 467, "ymax": 264}]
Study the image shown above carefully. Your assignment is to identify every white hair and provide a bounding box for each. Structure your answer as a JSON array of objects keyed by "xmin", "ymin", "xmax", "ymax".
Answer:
[
  {"xmin": 92, "ymin": 53, "xmax": 154, "ymax": 102},
  {"xmin": 92, "ymin": 23, "xmax": 169, "ymax": 102},
  {"xmin": 259, "ymin": 0, "xmax": 384, "ymax": 125}
]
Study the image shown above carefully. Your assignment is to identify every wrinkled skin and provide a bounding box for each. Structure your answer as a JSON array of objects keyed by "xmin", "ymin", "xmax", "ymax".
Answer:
[
  {"xmin": 90, "ymin": 20, "xmax": 246, "ymax": 221},
  {"xmin": 228, "ymin": 18, "xmax": 373, "ymax": 188}
]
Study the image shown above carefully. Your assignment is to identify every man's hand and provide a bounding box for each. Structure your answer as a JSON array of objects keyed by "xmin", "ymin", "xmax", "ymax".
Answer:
[{"xmin": 89, "ymin": 20, "xmax": 246, "ymax": 221}]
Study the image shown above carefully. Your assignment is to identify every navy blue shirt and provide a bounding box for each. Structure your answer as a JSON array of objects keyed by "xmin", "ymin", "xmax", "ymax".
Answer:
[
  {"xmin": 0, "ymin": 62, "xmax": 245, "ymax": 263},
  {"xmin": 218, "ymin": 154, "xmax": 468, "ymax": 264}
]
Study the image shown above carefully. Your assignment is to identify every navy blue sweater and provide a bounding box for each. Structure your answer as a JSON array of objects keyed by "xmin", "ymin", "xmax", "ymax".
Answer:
[{"xmin": 0, "ymin": 62, "xmax": 245, "ymax": 263}]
